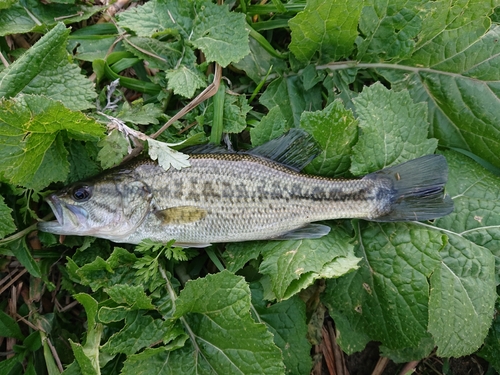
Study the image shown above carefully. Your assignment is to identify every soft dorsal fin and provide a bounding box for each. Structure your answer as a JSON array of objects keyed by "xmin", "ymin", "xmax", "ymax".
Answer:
[{"xmin": 248, "ymin": 129, "xmax": 319, "ymax": 171}]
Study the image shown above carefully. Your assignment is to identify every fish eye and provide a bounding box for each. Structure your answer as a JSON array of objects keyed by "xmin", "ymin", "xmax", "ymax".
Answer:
[{"xmin": 71, "ymin": 185, "xmax": 92, "ymax": 202}]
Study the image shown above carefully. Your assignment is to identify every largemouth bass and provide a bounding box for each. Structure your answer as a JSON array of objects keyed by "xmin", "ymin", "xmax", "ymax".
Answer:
[{"xmin": 38, "ymin": 131, "xmax": 453, "ymax": 246}]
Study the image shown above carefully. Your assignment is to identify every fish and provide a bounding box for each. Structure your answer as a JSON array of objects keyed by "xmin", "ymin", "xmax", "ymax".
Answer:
[{"xmin": 38, "ymin": 129, "xmax": 454, "ymax": 247}]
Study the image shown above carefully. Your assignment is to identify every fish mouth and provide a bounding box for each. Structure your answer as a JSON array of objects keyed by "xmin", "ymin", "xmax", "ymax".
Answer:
[{"xmin": 38, "ymin": 194, "xmax": 89, "ymax": 235}]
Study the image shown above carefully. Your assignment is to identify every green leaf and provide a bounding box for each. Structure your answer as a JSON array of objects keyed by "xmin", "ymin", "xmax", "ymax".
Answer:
[
  {"xmin": 147, "ymin": 139, "xmax": 191, "ymax": 171},
  {"xmin": 0, "ymin": 95, "xmax": 104, "ymax": 190},
  {"xmin": 118, "ymin": 102, "xmax": 165, "ymax": 126},
  {"xmin": 428, "ymin": 234, "xmax": 496, "ymax": 357},
  {"xmin": 173, "ymin": 270, "xmax": 285, "ymax": 374},
  {"xmin": 191, "ymin": 2, "xmax": 249, "ymax": 67},
  {"xmin": 233, "ymin": 37, "xmax": 287, "ymax": 84},
  {"xmin": 0, "ymin": 22, "xmax": 97, "ymax": 110},
  {"xmin": 258, "ymin": 226, "xmax": 359, "ymax": 301},
  {"xmin": 69, "ymin": 294, "xmax": 102, "ymax": 375},
  {"xmin": 350, "ymin": 83, "xmax": 437, "ymax": 175},
  {"xmin": 477, "ymin": 312, "xmax": 500, "ymax": 372},
  {"xmin": 205, "ymin": 91, "xmax": 252, "ymax": 134},
  {"xmin": 380, "ymin": 10, "xmax": 500, "ymax": 168},
  {"xmin": 250, "ymin": 282, "xmax": 312, "ymax": 375},
  {"xmin": 117, "ymin": 0, "xmax": 193, "ymax": 38},
  {"xmin": 66, "ymin": 141, "xmax": 101, "ymax": 184},
  {"xmin": 300, "ymin": 100, "xmax": 357, "ymax": 177},
  {"xmin": 289, "ymin": 0, "xmax": 363, "ymax": 63},
  {"xmin": 380, "ymin": 336, "xmax": 435, "ymax": 364},
  {"xmin": 260, "ymin": 76, "xmax": 322, "ymax": 127},
  {"xmin": 123, "ymin": 37, "xmax": 183, "ymax": 70},
  {"xmin": 100, "ymin": 307, "xmax": 169, "ymax": 355},
  {"xmin": 0, "ymin": 309, "xmax": 24, "ymax": 340},
  {"xmin": 356, "ymin": 0, "xmax": 423, "ymax": 62},
  {"xmin": 0, "ymin": 0, "xmax": 101, "ymax": 35},
  {"xmin": 97, "ymin": 129, "xmax": 129, "ymax": 169},
  {"xmin": 250, "ymin": 106, "xmax": 288, "ymax": 147},
  {"xmin": 223, "ymin": 241, "xmax": 263, "ymax": 273},
  {"xmin": 104, "ymin": 284, "xmax": 155, "ymax": 310},
  {"xmin": 73, "ymin": 247, "xmax": 139, "ymax": 291},
  {"xmin": 323, "ymin": 222, "xmax": 444, "ymax": 352},
  {"xmin": 435, "ymin": 151, "xmax": 500, "ymax": 283},
  {"xmin": 121, "ymin": 346, "xmax": 196, "ymax": 375},
  {"xmin": 0, "ymin": 194, "xmax": 16, "ymax": 239},
  {"xmin": 11, "ymin": 238, "xmax": 41, "ymax": 278},
  {"xmin": 166, "ymin": 66, "xmax": 206, "ymax": 98}
]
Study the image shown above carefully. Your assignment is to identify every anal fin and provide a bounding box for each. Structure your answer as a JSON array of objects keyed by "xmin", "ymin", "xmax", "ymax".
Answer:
[
  {"xmin": 155, "ymin": 206, "xmax": 207, "ymax": 225},
  {"xmin": 273, "ymin": 223, "xmax": 331, "ymax": 240}
]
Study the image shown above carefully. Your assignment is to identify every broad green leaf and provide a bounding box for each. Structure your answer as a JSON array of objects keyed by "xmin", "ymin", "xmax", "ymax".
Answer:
[
  {"xmin": 205, "ymin": 92, "xmax": 252, "ymax": 134},
  {"xmin": 435, "ymin": 151, "xmax": 500, "ymax": 283},
  {"xmin": 173, "ymin": 270, "xmax": 285, "ymax": 375},
  {"xmin": 104, "ymin": 284, "xmax": 155, "ymax": 310},
  {"xmin": 118, "ymin": 102, "xmax": 165, "ymax": 125},
  {"xmin": 233, "ymin": 37, "xmax": 287, "ymax": 84},
  {"xmin": 100, "ymin": 306, "xmax": 169, "ymax": 355},
  {"xmin": 0, "ymin": 23, "xmax": 97, "ymax": 110},
  {"xmin": 97, "ymin": 129, "xmax": 129, "ymax": 169},
  {"xmin": 0, "ymin": 194, "xmax": 16, "ymax": 239},
  {"xmin": 0, "ymin": 309, "xmax": 24, "ymax": 340},
  {"xmin": 323, "ymin": 222, "xmax": 444, "ymax": 352},
  {"xmin": 260, "ymin": 76, "xmax": 322, "ymax": 127},
  {"xmin": 117, "ymin": 0, "xmax": 193, "ymax": 38},
  {"xmin": 0, "ymin": 0, "xmax": 16, "ymax": 10},
  {"xmin": 250, "ymin": 106, "xmax": 288, "ymax": 147},
  {"xmin": 191, "ymin": 2, "xmax": 249, "ymax": 67},
  {"xmin": 0, "ymin": 0, "xmax": 101, "ymax": 35},
  {"xmin": 289, "ymin": 0, "xmax": 363, "ymax": 63},
  {"xmin": 0, "ymin": 95, "xmax": 104, "ymax": 190},
  {"xmin": 300, "ymin": 100, "xmax": 357, "ymax": 177},
  {"xmin": 250, "ymin": 282, "xmax": 311, "ymax": 375},
  {"xmin": 73, "ymin": 247, "xmax": 139, "ymax": 291},
  {"xmin": 258, "ymin": 227, "xmax": 359, "ymax": 301},
  {"xmin": 223, "ymin": 241, "xmax": 263, "ymax": 273},
  {"xmin": 118, "ymin": 0, "xmax": 249, "ymax": 67},
  {"xmin": 166, "ymin": 66, "xmax": 206, "ymax": 98},
  {"xmin": 66, "ymin": 141, "xmax": 101, "ymax": 184},
  {"xmin": 147, "ymin": 139, "xmax": 191, "ymax": 171},
  {"xmin": 380, "ymin": 336, "xmax": 435, "ymax": 364},
  {"xmin": 356, "ymin": 0, "xmax": 423, "ymax": 62},
  {"xmin": 383, "ymin": 18, "xmax": 500, "ymax": 168},
  {"xmin": 121, "ymin": 346, "xmax": 210, "ymax": 375},
  {"xmin": 428, "ymin": 234, "xmax": 496, "ymax": 357},
  {"xmin": 123, "ymin": 37, "xmax": 183, "ymax": 70},
  {"xmin": 350, "ymin": 83, "xmax": 437, "ymax": 175}
]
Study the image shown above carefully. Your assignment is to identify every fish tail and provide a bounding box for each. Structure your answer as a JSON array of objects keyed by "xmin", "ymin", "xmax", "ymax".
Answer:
[{"xmin": 364, "ymin": 155, "xmax": 454, "ymax": 222}]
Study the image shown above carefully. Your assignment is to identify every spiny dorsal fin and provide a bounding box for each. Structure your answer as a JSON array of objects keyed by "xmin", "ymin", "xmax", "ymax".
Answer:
[
  {"xmin": 155, "ymin": 206, "xmax": 207, "ymax": 225},
  {"xmin": 183, "ymin": 129, "xmax": 319, "ymax": 172}
]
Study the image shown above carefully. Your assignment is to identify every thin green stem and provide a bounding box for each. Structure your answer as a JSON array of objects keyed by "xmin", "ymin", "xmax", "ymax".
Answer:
[
  {"xmin": 159, "ymin": 265, "xmax": 203, "ymax": 357},
  {"xmin": 316, "ymin": 61, "xmax": 473, "ymax": 80}
]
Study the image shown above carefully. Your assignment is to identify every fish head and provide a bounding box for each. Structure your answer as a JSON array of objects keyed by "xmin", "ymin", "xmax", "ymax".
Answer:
[{"xmin": 38, "ymin": 170, "xmax": 153, "ymax": 240}]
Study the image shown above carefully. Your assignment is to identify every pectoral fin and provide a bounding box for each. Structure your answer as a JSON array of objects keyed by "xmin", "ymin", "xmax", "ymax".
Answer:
[{"xmin": 155, "ymin": 206, "xmax": 207, "ymax": 225}]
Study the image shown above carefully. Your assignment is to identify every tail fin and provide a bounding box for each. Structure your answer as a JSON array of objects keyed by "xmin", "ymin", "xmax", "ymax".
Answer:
[{"xmin": 364, "ymin": 155, "xmax": 454, "ymax": 222}]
